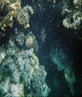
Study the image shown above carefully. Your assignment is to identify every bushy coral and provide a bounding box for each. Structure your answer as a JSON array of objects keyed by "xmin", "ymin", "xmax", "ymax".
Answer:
[
  {"xmin": 61, "ymin": 0, "xmax": 82, "ymax": 29},
  {"xmin": 0, "ymin": 30, "xmax": 50, "ymax": 97},
  {"xmin": 48, "ymin": 0, "xmax": 82, "ymax": 29},
  {"xmin": 0, "ymin": 0, "xmax": 33, "ymax": 38}
]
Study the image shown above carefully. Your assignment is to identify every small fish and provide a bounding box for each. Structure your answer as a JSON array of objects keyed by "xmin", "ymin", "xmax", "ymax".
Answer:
[{"xmin": 40, "ymin": 28, "xmax": 47, "ymax": 42}]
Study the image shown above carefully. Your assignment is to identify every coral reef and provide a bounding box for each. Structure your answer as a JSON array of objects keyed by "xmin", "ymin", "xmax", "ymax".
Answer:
[
  {"xmin": 0, "ymin": 0, "xmax": 81, "ymax": 97},
  {"xmin": 0, "ymin": 30, "xmax": 50, "ymax": 97},
  {"xmin": 25, "ymin": 31, "xmax": 38, "ymax": 52},
  {"xmin": 61, "ymin": 0, "xmax": 82, "ymax": 29},
  {"xmin": 50, "ymin": 43, "xmax": 75, "ymax": 95},
  {"xmin": 0, "ymin": 0, "xmax": 33, "ymax": 37}
]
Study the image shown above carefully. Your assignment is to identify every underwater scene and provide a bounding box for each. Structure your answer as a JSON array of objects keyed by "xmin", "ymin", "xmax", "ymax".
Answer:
[{"xmin": 0, "ymin": 0, "xmax": 82, "ymax": 97}]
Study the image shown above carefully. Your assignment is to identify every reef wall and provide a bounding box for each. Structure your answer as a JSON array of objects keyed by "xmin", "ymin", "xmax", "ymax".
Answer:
[{"xmin": 0, "ymin": 29, "xmax": 50, "ymax": 97}]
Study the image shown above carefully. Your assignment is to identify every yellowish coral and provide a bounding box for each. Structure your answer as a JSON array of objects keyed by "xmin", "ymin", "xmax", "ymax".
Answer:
[
  {"xmin": 26, "ymin": 36, "xmax": 34, "ymax": 47},
  {"xmin": 0, "ymin": 0, "xmax": 33, "ymax": 37},
  {"xmin": 25, "ymin": 32, "xmax": 38, "ymax": 52},
  {"xmin": 9, "ymin": 1, "xmax": 21, "ymax": 11}
]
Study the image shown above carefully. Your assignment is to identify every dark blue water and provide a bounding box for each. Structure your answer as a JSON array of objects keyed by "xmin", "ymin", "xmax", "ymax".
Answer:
[{"xmin": 27, "ymin": 1, "xmax": 82, "ymax": 97}]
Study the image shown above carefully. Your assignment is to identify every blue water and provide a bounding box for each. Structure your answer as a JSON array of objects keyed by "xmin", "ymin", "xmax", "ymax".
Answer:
[{"xmin": 27, "ymin": 1, "xmax": 82, "ymax": 97}]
